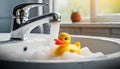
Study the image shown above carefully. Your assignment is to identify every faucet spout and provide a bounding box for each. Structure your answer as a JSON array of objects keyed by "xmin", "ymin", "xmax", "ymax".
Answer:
[
  {"xmin": 11, "ymin": 3, "xmax": 61, "ymax": 40},
  {"xmin": 11, "ymin": 13, "xmax": 61, "ymax": 40}
]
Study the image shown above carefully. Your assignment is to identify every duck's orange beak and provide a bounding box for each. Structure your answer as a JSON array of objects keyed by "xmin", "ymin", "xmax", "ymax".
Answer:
[{"xmin": 54, "ymin": 38, "xmax": 64, "ymax": 45}]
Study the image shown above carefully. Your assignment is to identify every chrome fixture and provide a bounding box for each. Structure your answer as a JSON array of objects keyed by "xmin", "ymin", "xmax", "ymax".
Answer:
[{"xmin": 11, "ymin": 3, "xmax": 61, "ymax": 40}]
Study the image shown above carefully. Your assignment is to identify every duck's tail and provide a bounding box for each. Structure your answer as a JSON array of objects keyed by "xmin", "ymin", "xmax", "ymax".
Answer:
[{"xmin": 74, "ymin": 41, "xmax": 81, "ymax": 48}]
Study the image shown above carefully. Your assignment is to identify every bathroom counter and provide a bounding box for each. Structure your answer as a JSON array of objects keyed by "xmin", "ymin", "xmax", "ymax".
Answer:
[{"xmin": 0, "ymin": 33, "xmax": 10, "ymax": 41}]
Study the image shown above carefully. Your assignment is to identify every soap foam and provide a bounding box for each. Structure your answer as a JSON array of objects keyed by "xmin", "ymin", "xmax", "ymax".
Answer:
[
  {"xmin": 3, "ymin": 46, "xmax": 105, "ymax": 61},
  {"xmin": 31, "ymin": 46, "xmax": 105, "ymax": 60}
]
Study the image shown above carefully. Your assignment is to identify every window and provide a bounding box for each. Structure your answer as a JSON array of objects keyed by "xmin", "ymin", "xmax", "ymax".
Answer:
[
  {"xmin": 91, "ymin": 0, "xmax": 120, "ymax": 22},
  {"xmin": 97, "ymin": 0, "xmax": 120, "ymax": 15},
  {"xmin": 52, "ymin": 0, "xmax": 120, "ymax": 22},
  {"xmin": 54, "ymin": 0, "xmax": 90, "ymax": 22}
]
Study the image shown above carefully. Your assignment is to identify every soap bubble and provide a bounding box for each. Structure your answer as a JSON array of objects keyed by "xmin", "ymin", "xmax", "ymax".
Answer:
[{"xmin": 32, "ymin": 46, "xmax": 53, "ymax": 60}]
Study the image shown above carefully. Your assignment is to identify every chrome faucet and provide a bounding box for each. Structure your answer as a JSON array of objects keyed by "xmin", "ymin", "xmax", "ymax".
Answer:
[{"xmin": 11, "ymin": 3, "xmax": 61, "ymax": 40}]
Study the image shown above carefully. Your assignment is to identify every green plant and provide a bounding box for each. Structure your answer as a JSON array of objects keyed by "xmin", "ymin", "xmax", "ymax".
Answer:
[{"xmin": 67, "ymin": 0, "xmax": 81, "ymax": 13}]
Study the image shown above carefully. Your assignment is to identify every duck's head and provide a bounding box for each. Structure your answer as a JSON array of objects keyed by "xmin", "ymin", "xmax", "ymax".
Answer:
[{"xmin": 54, "ymin": 32, "xmax": 71, "ymax": 47}]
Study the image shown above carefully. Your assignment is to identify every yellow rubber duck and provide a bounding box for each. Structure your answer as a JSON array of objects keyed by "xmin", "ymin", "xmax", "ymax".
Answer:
[{"xmin": 54, "ymin": 32, "xmax": 81, "ymax": 56}]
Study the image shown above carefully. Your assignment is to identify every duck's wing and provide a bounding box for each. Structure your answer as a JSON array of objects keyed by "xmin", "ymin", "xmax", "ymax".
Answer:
[{"xmin": 74, "ymin": 41, "xmax": 81, "ymax": 48}]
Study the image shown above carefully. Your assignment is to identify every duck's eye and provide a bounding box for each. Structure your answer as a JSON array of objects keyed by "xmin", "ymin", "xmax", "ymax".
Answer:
[{"xmin": 65, "ymin": 37, "xmax": 67, "ymax": 40}]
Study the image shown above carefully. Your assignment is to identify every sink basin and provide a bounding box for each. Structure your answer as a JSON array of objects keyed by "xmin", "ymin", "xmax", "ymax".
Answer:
[{"xmin": 0, "ymin": 33, "xmax": 120, "ymax": 69}]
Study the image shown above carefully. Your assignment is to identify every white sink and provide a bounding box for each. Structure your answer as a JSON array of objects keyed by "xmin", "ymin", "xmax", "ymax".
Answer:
[{"xmin": 0, "ymin": 33, "xmax": 120, "ymax": 69}]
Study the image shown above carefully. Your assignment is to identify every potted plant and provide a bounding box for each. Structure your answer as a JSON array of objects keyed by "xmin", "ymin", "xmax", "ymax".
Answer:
[
  {"xmin": 71, "ymin": 11, "xmax": 81, "ymax": 22},
  {"xmin": 70, "ymin": 0, "xmax": 81, "ymax": 22}
]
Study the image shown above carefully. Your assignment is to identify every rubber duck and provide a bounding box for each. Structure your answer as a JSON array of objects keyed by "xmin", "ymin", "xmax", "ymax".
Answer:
[{"xmin": 54, "ymin": 32, "xmax": 81, "ymax": 56}]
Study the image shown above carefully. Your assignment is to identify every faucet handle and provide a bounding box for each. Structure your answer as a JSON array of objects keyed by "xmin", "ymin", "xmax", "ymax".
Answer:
[
  {"xmin": 13, "ymin": 3, "xmax": 48, "ymax": 16},
  {"xmin": 13, "ymin": 3, "xmax": 48, "ymax": 25}
]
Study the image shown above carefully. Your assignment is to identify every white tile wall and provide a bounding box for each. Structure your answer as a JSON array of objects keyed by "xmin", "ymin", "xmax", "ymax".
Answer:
[
  {"xmin": 60, "ymin": 27, "xmax": 120, "ymax": 38},
  {"xmin": 111, "ymin": 34, "xmax": 120, "ymax": 38},
  {"xmin": 111, "ymin": 29, "xmax": 120, "ymax": 34},
  {"xmin": 60, "ymin": 27, "xmax": 81, "ymax": 35},
  {"xmin": 81, "ymin": 28, "xmax": 110, "ymax": 34},
  {"xmin": 80, "ymin": 32, "xmax": 110, "ymax": 37}
]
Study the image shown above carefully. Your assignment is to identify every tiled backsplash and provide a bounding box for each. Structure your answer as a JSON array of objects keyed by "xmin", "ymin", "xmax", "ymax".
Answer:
[{"xmin": 60, "ymin": 24, "xmax": 120, "ymax": 38}]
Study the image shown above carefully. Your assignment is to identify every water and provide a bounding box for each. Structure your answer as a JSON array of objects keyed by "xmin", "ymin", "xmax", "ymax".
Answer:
[{"xmin": 49, "ymin": 22, "xmax": 60, "ymax": 48}]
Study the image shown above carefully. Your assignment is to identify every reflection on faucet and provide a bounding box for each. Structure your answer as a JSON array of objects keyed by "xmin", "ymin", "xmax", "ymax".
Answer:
[
  {"xmin": 11, "ymin": 3, "xmax": 61, "ymax": 40},
  {"xmin": 13, "ymin": 3, "xmax": 48, "ymax": 30}
]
